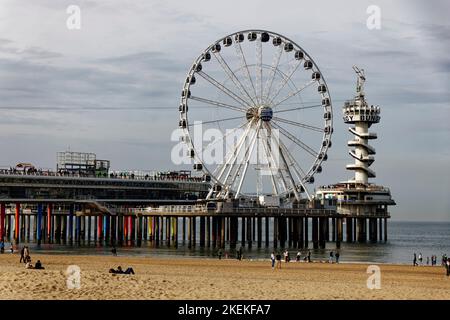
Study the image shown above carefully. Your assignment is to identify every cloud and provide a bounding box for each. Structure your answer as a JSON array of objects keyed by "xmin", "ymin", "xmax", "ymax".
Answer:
[{"xmin": 0, "ymin": 0, "xmax": 448, "ymax": 220}]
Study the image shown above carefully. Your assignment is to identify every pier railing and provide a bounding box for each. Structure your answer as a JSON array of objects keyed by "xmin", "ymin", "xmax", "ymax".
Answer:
[{"xmin": 0, "ymin": 169, "xmax": 206, "ymax": 183}]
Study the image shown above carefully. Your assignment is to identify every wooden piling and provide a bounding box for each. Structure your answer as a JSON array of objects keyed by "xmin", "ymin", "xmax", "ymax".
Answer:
[
  {"xmin": 192, "ymin": 217, "xmax": 196, "ymax": 247},
  {"xmin": 273, "ymin": 218, "xmax": 277, "ymax": 248},
  {"xmin": 14, "ymin": 203, "xmax": 20, "ymax": 244},
  {"xmin": 257, "ymin": 217, "xmax": 262, "ymax": 248},
  {"xmin": 318, "ymin": 217, "xmax": 326, "ymax": 249},
  {"xmin": 206, "ymin": 217, "xmax": 210, "ymax": 247},
  {"xmin": 199, "ymin": 216, "xmax": 205, "ymax": 247},
  {"xmin": 304, "ymin": 217, "xmax": 308, "ymax": 249},
  {"xmin": 346, "ymin": 217, "xmax": 353, "ymax": 242},
  {"xmin": 298, "ymin": 217, "xmax": 304, "ymax": 248},
  {"xmin": 312, "ymin": 217, "xmax": 318, "ymax": 249},
  {"xmin": 0, "ymin": 203, "xmax": 5, "ymax": 241},
  {"xmin": 211, "ymin": 217, "xmax": 217, "ymax": 248},
  {"xmin": 246, "ymin": 216, "xmax": 252, "ymax": 247},
  {"xmin": 241, "ymin": 217, "xmax": 245, "ymax": 247},
  {"xmin": 220, "ymin": 217, "xmax": 226, "ymax": 249},
  {"xmin": 378, "ymin": 218, "xmax": 383, "ymax": 242}
]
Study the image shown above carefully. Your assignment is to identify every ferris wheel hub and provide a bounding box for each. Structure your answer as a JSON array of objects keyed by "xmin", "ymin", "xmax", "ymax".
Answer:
[{"xmin": 258, "ymin": 106, "xmax": 273, "ymax": 122}]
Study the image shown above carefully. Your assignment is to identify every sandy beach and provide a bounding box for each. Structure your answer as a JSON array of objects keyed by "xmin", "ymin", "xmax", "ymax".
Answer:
[{"xmin": 0, "ymin": 253, "xmax": 449, "ymax": 300}]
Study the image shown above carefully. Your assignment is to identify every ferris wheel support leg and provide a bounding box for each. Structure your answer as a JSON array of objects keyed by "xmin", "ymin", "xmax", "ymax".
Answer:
[
  {"xmin": 216, "ymin": 121, "xmax": 253, "ymax": 189},
  {"xmin": 234, "ymin": 122, "xmax": 261, "ymax": 199},
  {"xmin": 278, "ymin": 145, "xmax": 300, "ymax": 202},
  {"xmin": 260, "ymin": 128, "xmax": 280, "ymax": 195}
]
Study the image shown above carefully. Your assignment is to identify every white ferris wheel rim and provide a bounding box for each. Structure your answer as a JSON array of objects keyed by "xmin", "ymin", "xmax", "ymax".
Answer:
[{"xmin": 179, "ymin": 29, "xmax": 333, "ymax": 201}]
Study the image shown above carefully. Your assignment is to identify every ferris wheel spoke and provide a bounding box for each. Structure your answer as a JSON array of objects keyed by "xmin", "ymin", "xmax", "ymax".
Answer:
[
  {"xmin": 216, "ymin": 121, "xmax": 254, "ymax": 184},
  {"xmin": 189, "ymin": 115, "xmax": 244, "ymax": 127},
  {"xmin": 273, "ymin": 104, "xmax": 322, "ymax": 114},
  {"xmin": 262, "ymin": 122, "xmax": 289, "ymax": 194},
  {"xmin": 189, "ymin": 95, "xmax": 246, "ymax": 114},
  {"xmin": 271, "ymin": 80, "xmax": 316, "ymax": 109},
  {"xmin": 234, "ymin": 42, "xmax": 258, "ymax": 104},
  {"xmin": 201, "ymin": 120, "xmax": 248, "ymax": 155},
  {"xmin": 263, "ymin": 45, "xmax": 283, "ymax": 105},
  {"xmin": 278, "ymin": 144, "xmax": 300, "ymax": 201},
  {"xmin": 267, "ymin": 60, "xmax": 302, "ymax": 106},
  {"xmin": 279, "ymin": 139, "xmax": 307, "ymax": 178},
  {"xmin": 213, "ymin": 52, "xmax": 256, "ymax": 107},
  {"xmin": 259, "ymin": 126, "xmax": 282, "ymax": 195},
  {"xmin": 255, "ymin": 38, "xmax": 263, "ymax": 105},
  {"xmin": 265, "ymin": 122, "xmax": 300, "ymax": 199},
  {"xmin": 195, "ymin": 72, "xmax": 251, "ymax": 109},
  {"xmin": 271, "ymin": 121, "xmax": 319, "ymax": 158},
  {"xmin": 272, "ymin": 116, "xmax": 324, "ymax": 133},
  {"xmin": 233, "ymin": 120, "xmax": 261, "ymax": 198},
  {"xmin": 278, "ymin": 140, "xmax": 311, "ymax": 199},
  {"xmin": 222, "ymin": 121, "xmax": 257, "ymax": 188}
]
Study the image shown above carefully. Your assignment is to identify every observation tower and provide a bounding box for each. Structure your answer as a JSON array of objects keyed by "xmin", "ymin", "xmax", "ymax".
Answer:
[{"xmin": 315, "ymin": 66, "xmax": 395, "ymax": 243}]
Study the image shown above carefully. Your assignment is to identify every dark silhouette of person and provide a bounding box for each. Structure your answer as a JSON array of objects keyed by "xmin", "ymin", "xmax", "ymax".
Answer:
[
  {"xmin": 276, "ymin": 252, "xmax": 282, "ymax": 269},
  {"xmin": 35, "ymin": 260, "xmax": 44, "ymax": 269},
  {"xmin": 19, "ymin": 246, "xmax": 25, "ymax": 263}
]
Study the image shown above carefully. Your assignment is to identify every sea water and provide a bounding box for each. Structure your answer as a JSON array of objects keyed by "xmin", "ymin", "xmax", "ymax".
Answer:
[{"xmin": 22, "ymin": 221, "xmax": 450, "ymax": 265}]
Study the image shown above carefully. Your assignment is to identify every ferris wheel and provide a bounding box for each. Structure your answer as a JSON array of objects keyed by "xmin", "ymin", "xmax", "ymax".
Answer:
[{"xmin": 178, "ymin": 30, "xmax": 333, "ymax": 202}]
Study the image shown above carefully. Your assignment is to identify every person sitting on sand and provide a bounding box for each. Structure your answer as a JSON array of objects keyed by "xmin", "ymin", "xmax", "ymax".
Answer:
[
  {"xmin": 25, "ymin": 260, "xmax": 34, "ymax": 269},
  {"xmin": 34, "ymin": 260, "xmax": 44, "ymax": 270}
]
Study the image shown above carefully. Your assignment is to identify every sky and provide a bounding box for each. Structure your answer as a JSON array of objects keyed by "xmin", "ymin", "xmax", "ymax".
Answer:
[{"xmin": 0, "ymin": 0, "xmax": 449, "ymax": 221}]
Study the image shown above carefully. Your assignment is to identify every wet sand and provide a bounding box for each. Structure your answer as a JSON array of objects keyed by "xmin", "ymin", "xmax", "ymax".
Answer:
[{"xmin": 0, "ymin": 253, "xmax": 449, "ymax": 300}]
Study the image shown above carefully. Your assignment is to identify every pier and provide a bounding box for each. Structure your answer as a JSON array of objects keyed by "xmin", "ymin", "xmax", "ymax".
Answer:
[{"xmin": 0, "ymin": 172, "xmax": 389, "ymax": 250}]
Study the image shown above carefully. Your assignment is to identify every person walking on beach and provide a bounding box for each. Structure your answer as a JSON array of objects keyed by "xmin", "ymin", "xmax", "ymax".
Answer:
[
  {"xmin": 446, "ymin": 258, "xmax": 450, "ymax": 277},
  {"xmin": 296, "ymin": 251, "xmax": 301, "ymax": 262},
  {"xmin": 413, "ymin": 253, "xmax": 418, "ymax": 266},
  {"xmin": 335, "ymin": 252, "xmax": 340, "ymax": 263},
  {"xmin": 307, "ymin": 250, "xmax": 311, "ymax": 263},
  {"xmin": 9, "ymin": 243, "xmax": 13, "ymax": 254},
  {"xmin": 426, "ymin": 256, "xmax": 429, "ymax": 265},
  {"xmin": 0, "ymin": 241, "xmax": 4, "ymax": 254},
  {"xmin": 271, "ymin": 252, "xmax": 275, "ymax": 270},
  {"xmin": 276, "ymin": 252, "xmax": 282, "ymax": 269},
  {"xmin": 418, "ymin": 253, "xmax": 423, "ymax": 265},
  {"xmin": 19, "ymin": 246, "xmax": 25, "ymax": 263},
  {"xmin": 24, "ymin": 246, "xmax": 29, "ymax": 261},
  {"xmin": 329, "ymin": 251, "xmax": 334, "ymax": 263},
  {"xmin": 218, "ymin": 249, "xmax": 222, "ymax": 260},
  {"xmin": 111, "ymin": 247, "xmax": 117, "ymax": 256}
]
